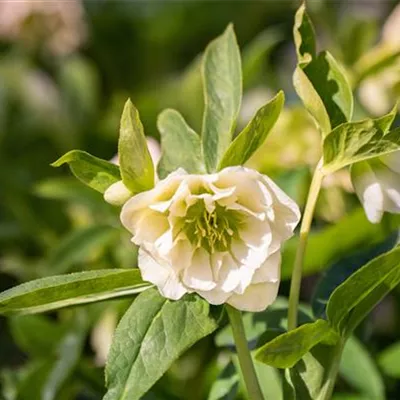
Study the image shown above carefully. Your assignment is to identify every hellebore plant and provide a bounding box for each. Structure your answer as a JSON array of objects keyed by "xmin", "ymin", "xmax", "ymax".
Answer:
[{"xmin": 1, "ymin": 4, "xmax": 400, "ymax": 400}]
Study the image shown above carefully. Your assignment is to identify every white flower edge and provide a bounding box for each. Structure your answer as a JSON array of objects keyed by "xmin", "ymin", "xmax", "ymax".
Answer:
[{"xmin": 119, "ymin": 166, "xmax": 300, "ymax": 312}]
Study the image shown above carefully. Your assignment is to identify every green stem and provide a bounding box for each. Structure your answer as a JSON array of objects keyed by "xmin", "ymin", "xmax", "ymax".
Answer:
[
  {"xmin": 288, "ymin": 159, "xmax": 324, "ymax": 331},
  {"xmin": 318, "ymin": 340, "xmax": 345, "ymax": 400},
  {"xmin": 226, "ymin": 305, "xmax": 264, "ymax": 400}
]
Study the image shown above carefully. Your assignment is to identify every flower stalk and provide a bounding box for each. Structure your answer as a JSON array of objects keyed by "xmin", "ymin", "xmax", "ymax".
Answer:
[
  {"xmin": 288, "ymin": 159, "xmax": 324, "ymax": 331},
  {"xmin": 226, "ymin": 305, "xmax": 264, "ymax": 400}
]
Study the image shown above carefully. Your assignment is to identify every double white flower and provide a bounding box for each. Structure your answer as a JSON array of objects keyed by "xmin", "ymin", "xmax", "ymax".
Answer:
[
  {"xmin": 351, "ymin": 152, "xmax": 400, "ymax": 224},
  {"xmin": 117, "ymin": 166, "xmax": 300, "ymax": 311}
]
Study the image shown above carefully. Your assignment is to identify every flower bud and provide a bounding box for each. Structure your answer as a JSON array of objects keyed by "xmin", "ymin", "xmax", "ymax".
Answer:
[{"xmin": 104, "ymin": 180, "xmax": 132, "ymax": 206}]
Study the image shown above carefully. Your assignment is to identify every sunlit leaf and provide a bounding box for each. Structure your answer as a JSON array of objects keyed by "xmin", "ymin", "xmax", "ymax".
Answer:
[
  {"xmin": 0, "ymin": 269, "xmax": 151, "ymax": 315},
  {"xmin": 104, "ymin": 289, "xmax": 220, "ymax": 400},
  {"xmin": 218, "ymin": 91, "xmax": 284, "ymax": 169},
  {"xmin": 52, "ymin": 150, "xmax": 120, "ymax": 193},
  {"xmin": 255, "ymin": 320, "xmax": 338, "ymax": 368},
  {"xmin": 118, "ymin": 99, "xmax": 154, "ymax": 193},
  {"xmin": 157, "ymin": 109, "xmax": 205, "ymax": 178},
  {"xmin": 327, "ymin": 246, "xmax": 400, "ymax": 335},
  {"xmin": 322, "ymin": 107, "xmax": 400, "ymax": 173},
  {"xmin": 202, "ymin": 24, "xmax": 242, "ymax": 172}
]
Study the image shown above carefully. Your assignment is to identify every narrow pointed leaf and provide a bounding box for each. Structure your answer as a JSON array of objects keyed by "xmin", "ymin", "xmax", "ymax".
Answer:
[
  {"xmin": 104, "ymin": 289, "xmax": 220, "ymax": 400},
  {"xmin": 0, "ymin": 269, "xmax": 151, "ymax": 315},
  {"xmin": 255, "ymin": 320, "xmax": 338, "ymax": 368},
  {"xmin": 327, "ymin": 246, "xmax": 400, "ymax": 335},
  {"xmin": 293, "ymin": 66, "xmax": 331, "ymax": 135},
  {"xmin": 322, "ymin": 107, "xmax": 400, "ymax": 174},
  {"xmin": 202, "ymin": 24, "xmax": 242, "ymax": 172},
  {"xmin": 52, "ymin": 150, "xmax": 120, "ymax": 193},
  {"xmin": 157, "ymin": 109, "xmax": 205, "ymax": 178},
  {"xmin": 293, "ymin": 4, "xmax": 353, "ymax": 135},
  {"xmin": 218, "ymin": 91, "xmax": 284, "ymax": 169},
  {"xmin": 293, "ymin": 3, "xmax": 316, "ymax": 66},
  {"xmin": 118, "ymin": 99, "xmax": 154, "ymax": 193}
]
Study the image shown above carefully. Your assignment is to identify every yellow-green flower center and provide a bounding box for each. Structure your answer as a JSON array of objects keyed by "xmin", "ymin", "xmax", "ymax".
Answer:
[{"xmin": 183, "ymin": 201, "xmax": 242, "ymax": 253}]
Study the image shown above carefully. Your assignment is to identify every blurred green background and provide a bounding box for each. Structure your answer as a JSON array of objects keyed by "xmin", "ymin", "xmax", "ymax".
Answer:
[{"xmin": 0, "ymin": 0, "xmax": 400, "ymax": 399}]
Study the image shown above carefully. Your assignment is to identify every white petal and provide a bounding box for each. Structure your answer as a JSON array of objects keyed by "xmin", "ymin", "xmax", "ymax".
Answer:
[
  {"xmin": 131, "ymin": 211, "xmax": 169, "ymax": 246},
  {"xmin": 351, "ymin": 161, "xmax": 384, "ymax": 223},
  {"xmin": 260, "ymin": 175, "xmax": 301, "ymax": 239},
  {"xmin": 217, "ymin": 253, "xmax": 241, "ymax": 292},
  {"xmin": 239, "ymin": 218, "xmax": 272, "ymax": 251},
  {"xmin": 170, "ymin": 239, "xmax": 194, "ymax": 272},
  {"xmin": 138, "ymin": 247, "xmax": 187, "ymax": 300},
  {"xmin": 252, "ymin": 251, "xmax": 281, "ymax": 284},
  {"xmin": 197, "ymin": 287, "xmax": 231, "ymax": 305},
  {"xmin": 227, "ymin": 281, "xmax": 279, "ymax": 312},
  {"xmin": 183, "ymin": 248, "xmax": 216, "ymax": 291},
  {"xmin": 375, "ymin": 163, "xmax": 400, "ymax": 213}
]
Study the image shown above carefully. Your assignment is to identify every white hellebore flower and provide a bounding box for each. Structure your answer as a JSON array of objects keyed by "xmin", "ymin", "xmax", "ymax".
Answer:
[
  {"xmin": 120, "ymin": 166, "xmax": 300, "ymax": 312},
  {"xmin": 351, "ymin": 152, "xmax": 400, "ymax": 223}
]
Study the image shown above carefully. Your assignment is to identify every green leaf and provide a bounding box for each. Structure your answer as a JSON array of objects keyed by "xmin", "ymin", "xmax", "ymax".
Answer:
[
  {"xmin": 354, "ymin": 45, "xmax": 400, "ymax": 85},
  {"xmin": 293, "ymin": 66, "xmax": 331, "ymax": 135},
  {"xmin": 255, "ymin": 320, "xmax": 338, "ymax": 368},
  {"xmin": 40, "ymin": 311, "xmax": 89, "ymax": 400},
  {"xmin": 52, "ymin": 150, "xmax": 120, "ymax": 193},
  {"xmin": 104, "ymin": 289, "xmax": 220, "ymax": 400},
  {"xmin": 118, "ymin": 99, "xmax": 154, "ymax": 193},
  {"xmin": 9, "ymin": 315, "xmax": 65, "ymax": 356},
  {"xmin": 202, "ymin": 24, "xmax": 242, "ymax": 172},
  {"xmin": 242, "ymin": 28, "xmax": 282, "ymax": 89},
  {"xmin": 218, "ymin": 91, "xmax": 284, "ymax": 169},
  {"xmin": 208, "ymin": 362, "xmax": 239, "ymax": 400},
  {"xmin": 157, "ymin": 109, "xmax": 205, "ymax": 179},
  {"xmin": 281, "ymin": 209, "xmax": 400, "ymax": 279},
  {"xmin": 0, "ymin": 269, "xmax": 151, "ymax": 315},
  {"xmin": 327, "ymin": 246, "xmax": 400, "ymax": 335},
  {"xmin": 215, "ymin": 298, "xmax": 312, "ymax": 348},
  {"xmin": 283, "ymin": 343, "xmax": 338, "ymax": 400},
  {"xmin": 293, "ymin": 3, "xmax": 316, "ymax": 66},
  {"xmin": 311, "ymin": 231, "xmax": 399, "ymax": 318},
  {"xmin": 323, "ymin": 107, "xmax": 400, "ymax": 173},
  {"xmin": 340, "ymin": 336, "xmax": 385, "ymax": 399},
  {"xmin": 45, "ymin": 225, "xmax": 119, "ymax": 274},
  {"xmin": 293, "ymin": 4, "xmax": 353, "ymax": 135},
  {"xmin": 378, "ymin": 342, "xmax": 400, "ymax": 378}
]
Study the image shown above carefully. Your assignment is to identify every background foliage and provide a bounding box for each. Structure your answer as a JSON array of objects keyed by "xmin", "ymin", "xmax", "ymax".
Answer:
[{"xmin": 0, "ymin": 0, "xmax": 400, "ymax": 399}]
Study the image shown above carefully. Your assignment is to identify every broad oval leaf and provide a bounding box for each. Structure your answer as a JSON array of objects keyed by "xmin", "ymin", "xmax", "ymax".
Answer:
[
  {"xmin": 104, "ymin": 289, "xmax": 220, "ymax": 400},
  {"xmin": 202, "ymin": 24, "xmax": 242, "ymax": 172},
  {"xmin": 0, "ymin": 269, "xmax": 151, "ymax": 315},
  {"xmin": 157, "ymin": 109, "xmax": 205, "ymax": 178},
  {"xmin": 52, "ymin": 150, "xmax": 120, "ymax": 193},
  {"xmin": 327, "ymin": 246, "xmax": 400, "ymax": 335},
  {"xmin": 118, "ymin": 99, "xmax": 154, "ymax": 193},
  {"xmin": 323, "ymin": 107, "xmax": 400, "ymax": 174},
  {"xmin": 218, "ymin": 91, "xmax": 284, "ymax": 170},
  {"xmin": 255, "ymin": 319, "xmax": 338, "ymax": 369}
]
